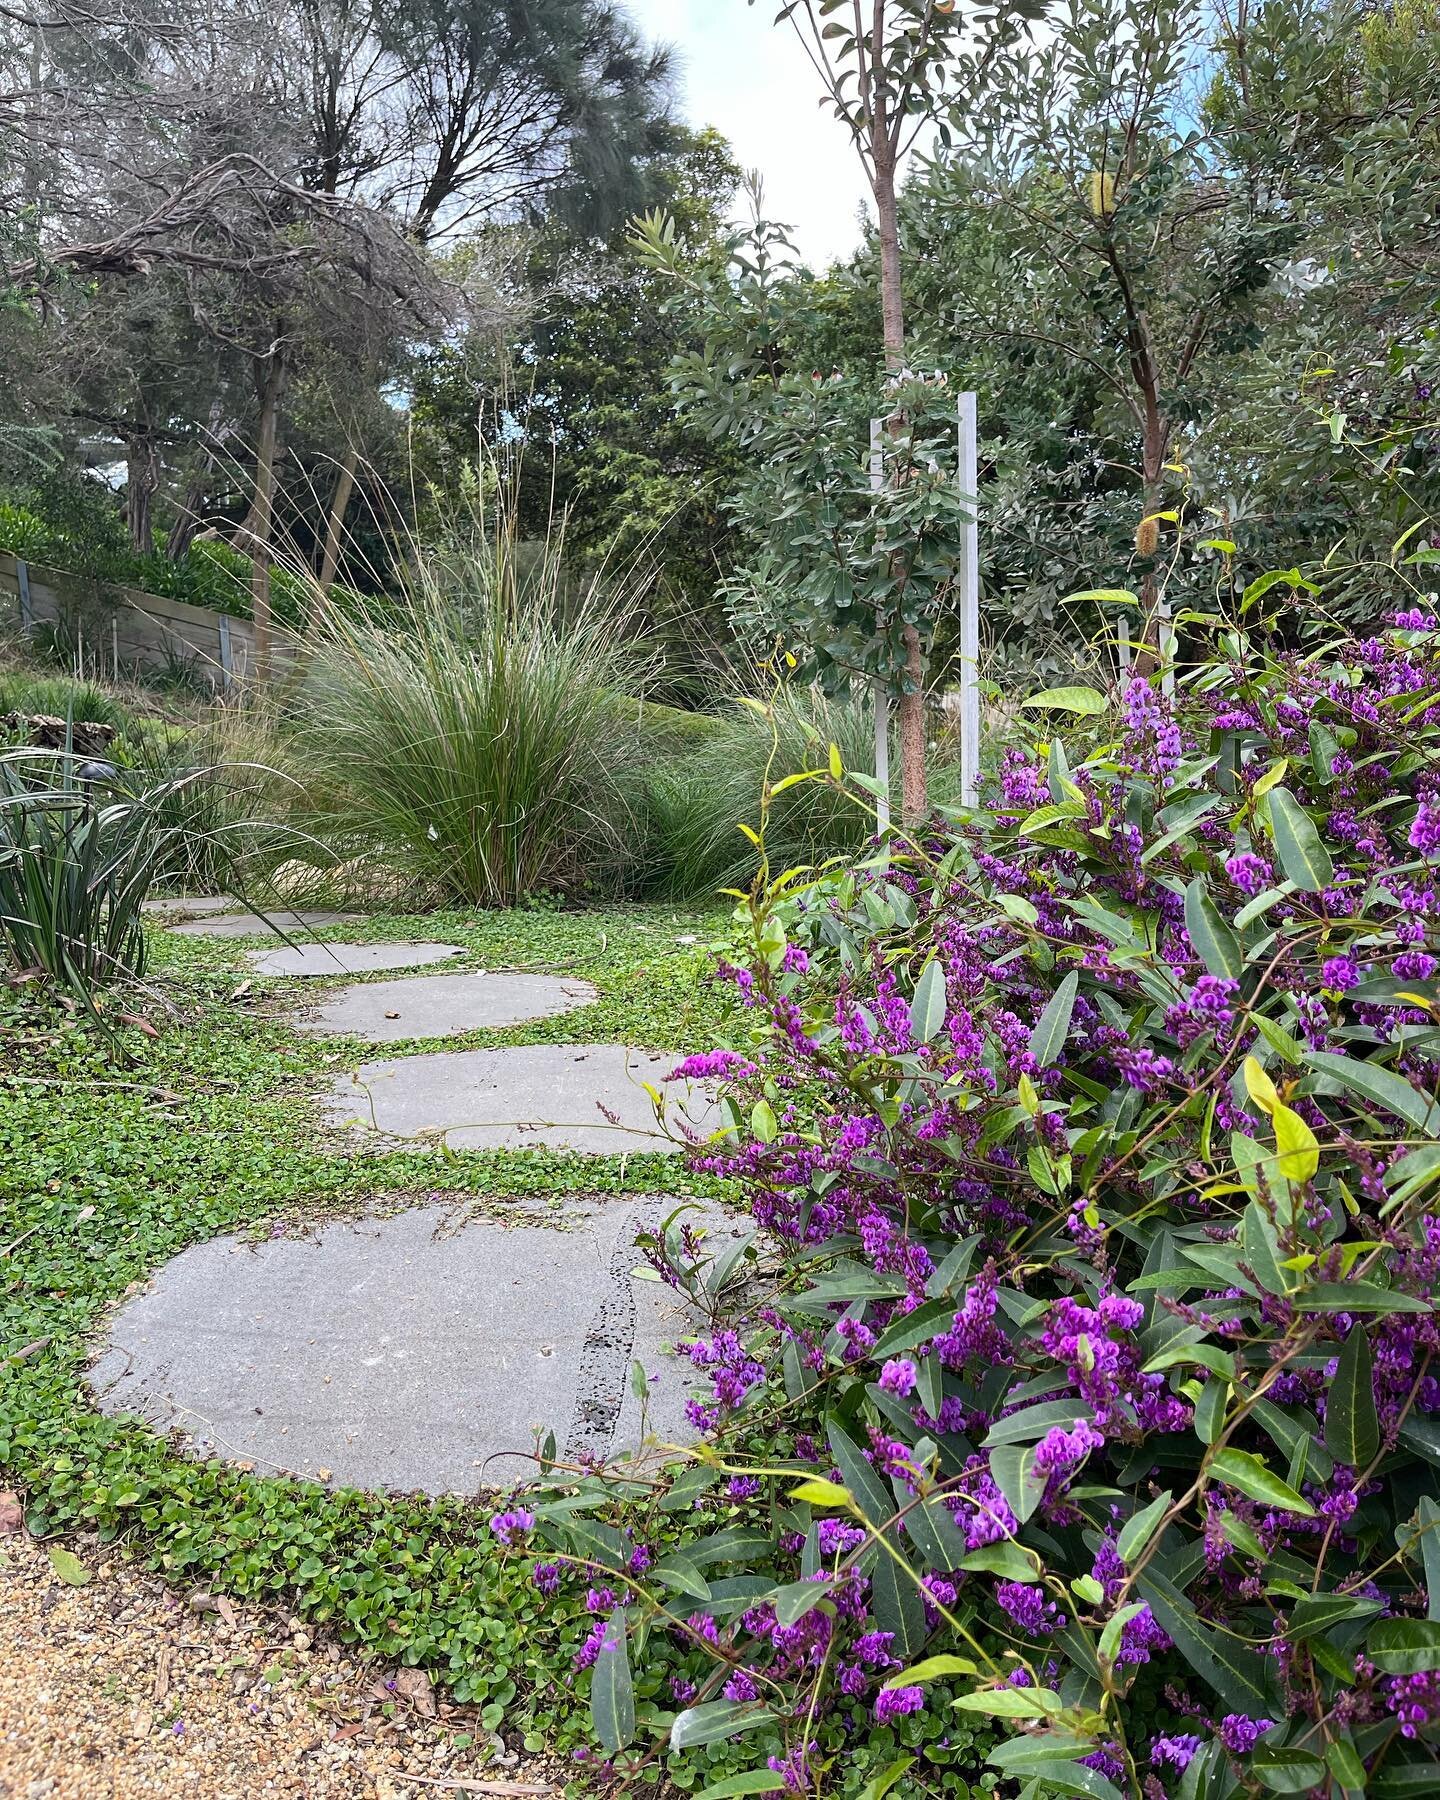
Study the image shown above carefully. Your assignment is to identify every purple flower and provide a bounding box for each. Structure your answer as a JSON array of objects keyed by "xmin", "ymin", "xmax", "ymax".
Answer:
[
  {"xmin": 1411, "ymin": 802, "xmax": 1440, "ymax": 856},
  {"xmin": 873, "ymin": 1684, "xmax": 925, "ymax": 1724},
  {"xmin": 878, "ymin": 1358, "xmax": 917, "ymax": 1397},
  {"xmin": 1322, "ymin": 954, "xmax": 1362, "ymax": 992},
  {"xmin": 1151, "ymin": 1733, "xmax": 1203, "ymax": 1773},
  {"xmin": 723, "ymin": 1669, "xmax": 759, "ymax": 1702},
  {"xmin": 488, "ymin": 1508, "xmax": 535, "ymax": 1546},
  {"xmin": 1218, "ymin": 1714, "xmax": 1274, "ymax": 1755},
  {"xmin": 531, "ymin": 1561, "xmax": 561, "ymax": 1594},
  {"xmin": 995, "ymin": 1580, "xmax": 1066, "ymax": 1634}
]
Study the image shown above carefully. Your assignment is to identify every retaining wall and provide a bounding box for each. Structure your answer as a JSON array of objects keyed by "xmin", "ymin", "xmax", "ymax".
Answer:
[{"xmin": 0, "ymin": 551, "xmax": 293, "ymax": 689}]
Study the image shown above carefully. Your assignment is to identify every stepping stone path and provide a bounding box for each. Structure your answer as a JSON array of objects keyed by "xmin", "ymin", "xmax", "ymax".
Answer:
[
  {"xmin": 90, "ymin": 1197, "xmax": 745, "ymax": 1492},
  {"xmin": 327, "ymin": 1043, "xmax": 718, "ymax": 1152},
  {"xmin": 171, "ymin": 907, "xmax": 362, "ymax": 940},
  {"xmin": 247, "ymin": 941, "xmax": 466, "ymax": 978},
  {"xmin": 141, "ymin": 893, "xmax": 240, "ymax": 917},
  {"xmin": 295, "ymin": 970, "xmax": 597, "ymax": 1042}
]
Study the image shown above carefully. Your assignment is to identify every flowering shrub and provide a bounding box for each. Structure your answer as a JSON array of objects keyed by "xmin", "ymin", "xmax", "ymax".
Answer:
[{"xmin": 529, "ymin": 612, "xmax": 1440, "ymax": 1797}]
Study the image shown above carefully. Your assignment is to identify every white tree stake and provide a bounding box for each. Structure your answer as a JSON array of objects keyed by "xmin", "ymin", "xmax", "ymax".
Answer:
[
  {"xmin": 958, "ymin": 392, "xmax": 981, "ymax": 807},
  {"xmin": 870, "ymin": 417, "xmax": 891, "ymax": 830}
]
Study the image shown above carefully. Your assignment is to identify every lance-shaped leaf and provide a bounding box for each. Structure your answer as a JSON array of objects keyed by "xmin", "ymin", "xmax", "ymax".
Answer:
[
  {"xmin": 1028, "ymin": 970, "xmax": 1080, "ymax": 1067},
  {"xmin": 1305, "ymin": 1049, "xmax": 1439, "ymax": 1136},
  {"xmin": 590, "ymin": 1606, "xmax": 634, "ymax": 1753},
  {"xmin": 1267, "ymin": 787, "xmax": 1334, "ymax": 891},
  {"xmin": 1325, "ymin": 1326, "xmax": 1380, "ymax": 1470},
  {"xmin": 909, "ymin": 957, "xmax": 947, "ymax": 1043},
  {"xmin": 1210, "ymin": 1448, "xmax": 1316, "ymax": 1516},
  {"xmin": 1185, "ymin": 878, "xmax": 1243, "ymax": 982},
  {"xmin": 1137, "ymin": 1564, "xmax": 1277, "ymax": 1714}
]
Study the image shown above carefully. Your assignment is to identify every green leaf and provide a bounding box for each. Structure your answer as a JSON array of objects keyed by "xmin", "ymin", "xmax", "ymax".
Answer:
[
  {"xmin": 1116, "ymin": 1490, "xmax": 1172, "ymax": 1565},
  {"xmin": 1028, "ymin": 970, "xmax": 1080, "ymax": 1068},
  {"xmin": 1210, "ymin": 1449, "xmax": 1316, "ymax": 1516},
  {"xmin": 590, "ymin": 1606, "xmax": 634, "ymax": 1753},
  {"xmin": 46, "ymin": 1545, "xmax": 89, "ymax": 1587},
  {"xmin": 695, "ymin": 1776, "xmax": 786, "ymax": 1800},
  {"xmin": 1305, "ymin": 1050, "xmax": 1439, "ymax": 1136},
  {"xmin": 1368, "ymin": 1618, "xmax": 1440, "ymax": 1674},
  {"xmin": 1325, "ymin": 1327, "xmax": 1380, "ymax": 1469},
  {"xmin": 670, "ymin": 1702, "xmax": 777, "ymax": 1752},
  {"xmin": 953, "ymin": 1686, "xmax": 1062, "ymax": 1718},
  {"xmin": 1136, "ymin": 1565, "xmax": 1277, "ymax": 1715},
  {"xmin": 1417, "ymin": 1497, "xmax": 1440, "ymax": 1622},
  {"xmin": 788, "ymin": 1478, "xmax": 853, "ymax": 1509},
  {"xmin": 1266, "ymin": 787, "xmax": 1334, "ymax": 891},
  {"xmin": 1324, "ymin": 1739, "xmax": 1367, "ymax": 1791},
  {"xmin": 959, "ymin": 1541, "xmax": 1042, "ymax": 1583},
  {"xmin": 1019, "ymin": 686, "xmax": 1108, "ymax": 715},
  {"xmin": 1251, "ymin": 1746, "xmax": 1327, "ymax": 1793},
  {"xmin": 826, "ymin": 1421, "xmax": 899, "ymax": 1529},
  {"xmin": 855, "ymin": 1759, "xmax": 915, "ymax": 1800},
  {"xmin": 770, "ymin": 1578, "xmax": 832, "ymax": 1626},
  {"xmin": 871, "ymin": 1539, "xmax": 927, "ymax": 1658},
  {"xmin": 1305, "ymin": 1283, "xmax": 1430, "ymax": 1314},
  {"xmin": 989, "ymin": 1443, "xmax": 1047, "ymax": 1524},
  {"xmin": 651, "ymin": 1555, "xmax": 712, "ymax": 1602},
  {"xmin": 1241, "ymin": 1200, "xmax": 1289, "ymax": 1297},
  {"xmin": 983, "ymin": 1398, "xmax": 1097, "ymax": 1447},
  {"xmin": 1098, "ymin": 1601, "xmax": 1149, "ymax": 1667},
  {"xmin": 882, "ymin": 1655, "xmax": 977, "ymax": 1689},
  {"xmin": 1185, "ymin": 878, "xmax": 1243, "ymax": 982},
  {"xmin": 909, "ymin": 957, "xmax": 948, "ymax": 1043},
  {"xmin": 750, "ymin": 1098, "xmax": 777, "ymax": 1143},
  {"xmin": 996, "ymin": 893, "xmax": 1039, "ymax": 926},
  {"xmin": 1287, "ymin": 1592, "xmax": 1384, "ymax": 1640}
]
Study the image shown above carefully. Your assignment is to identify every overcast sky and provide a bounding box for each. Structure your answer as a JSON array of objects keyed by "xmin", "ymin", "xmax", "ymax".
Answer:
[{"xmin": 626, "ymin": 0, "xmax": 872, "ymax": 269}]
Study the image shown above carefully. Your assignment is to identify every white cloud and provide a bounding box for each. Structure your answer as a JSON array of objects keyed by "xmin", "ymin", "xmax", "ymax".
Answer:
[{"xmin": 627, "ymin": 0, "xmax": 871, "ymax": 269}]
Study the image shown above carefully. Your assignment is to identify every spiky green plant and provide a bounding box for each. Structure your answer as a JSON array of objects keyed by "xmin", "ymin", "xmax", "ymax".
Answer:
[
  {"xmin": 0, "ymin": 750, "xmax": 189, "ymax": 1012},
  {"xmin": 292, "ymin": 508, "xmax": 654, "ymax": 908}
]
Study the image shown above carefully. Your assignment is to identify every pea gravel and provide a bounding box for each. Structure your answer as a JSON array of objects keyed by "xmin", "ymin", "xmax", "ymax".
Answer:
[{"xmin": 0, "ymin": 1526, "xmax": 561, "ymax": 1800}]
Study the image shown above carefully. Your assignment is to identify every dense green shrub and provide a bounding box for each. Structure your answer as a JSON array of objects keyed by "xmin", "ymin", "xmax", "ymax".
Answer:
[
  {"xmin": 646, "ymin": 683, "xmax": 952, "ymax": 899},
  {"xmin": 531, "ymin": 605, "xmax": 1440, "ymax": 1795},
  {"xmin": 0, "ymin": 492, "xmax": 316, "ymax": 626}
]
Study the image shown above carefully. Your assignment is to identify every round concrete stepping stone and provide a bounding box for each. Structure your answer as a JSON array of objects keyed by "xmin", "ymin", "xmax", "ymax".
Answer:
[
  {"xmin": 326, "ymin": 1043, "xmax": 719, "ymax": 1152},
  {"xmin": 295, "ymin": 970, "xmax": 598, "ymax": 1041},
  {"xmin": 89, "ymin": 1197, "xmax": 748, "ymax": 1492},
  {"xmin": 171, "ymin": 907, "xmax": 361, "ymax": 940},
  {"xmin": 248, "ymin": 941, "xmax": 466, "ymax": 978}
]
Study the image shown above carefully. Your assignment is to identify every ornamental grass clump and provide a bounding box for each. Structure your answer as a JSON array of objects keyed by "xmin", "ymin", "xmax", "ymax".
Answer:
[
  {"xmin": 523, "ymin": 608, "xmax": 1440, "ymax": 1795},
  {"xmin": 293, "ymin": 517, "xmax": 652, "ymax": 908}
]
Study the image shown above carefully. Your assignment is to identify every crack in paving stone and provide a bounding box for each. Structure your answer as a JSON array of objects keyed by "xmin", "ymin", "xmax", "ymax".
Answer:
[
  {"xmin": 563, "ymin": 1200, "xmax": 651, "ymax": 1463},
  {"xmin": 86, "ymin": 1199, "xmax": 739, "ymax": 1493}
]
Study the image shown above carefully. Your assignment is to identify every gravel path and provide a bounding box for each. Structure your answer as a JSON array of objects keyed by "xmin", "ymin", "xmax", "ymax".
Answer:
[{"xmin": 0, "ymin": 1522, "xmax": 559, "ymax": 1800}]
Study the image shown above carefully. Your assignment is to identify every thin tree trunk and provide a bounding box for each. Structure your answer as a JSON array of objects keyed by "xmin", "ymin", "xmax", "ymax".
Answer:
[
  {"xmin": 165, "ymin": 468, "xmax": 207, "ymax": 560},
  {"xmin": 872, "ymin": 52, "xmax": 928, "ymax": 826},
  {"xmin": 316, "ymin": 445, "xmax": 358, "ymax": 597},
  {"xmin": 124, "ymin": 437, "xmax": 158, "ymax": 555},
  {"xmin": 249, "ymin": 349, "xmax": 286, "ymax": 686}
]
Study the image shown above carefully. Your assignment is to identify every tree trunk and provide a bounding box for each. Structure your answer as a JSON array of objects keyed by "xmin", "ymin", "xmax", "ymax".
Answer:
[
  {"xmin": 124, "ymin": 437, "xmax": 159, "ymax": 555},
  {"xmin": 1132, "ymin": 407, "xmax": 1167, "ymax": 677},
  {"xmin": 316, "ymin": 445, "xmax": 359, "ymax": 598},
  {"xmin": 872, "ymin": 73, "xmax": 928, "ymax": 826},
  {"xmin": 249, "ymin": 349, "xmax": 286, "ymax": 685}
]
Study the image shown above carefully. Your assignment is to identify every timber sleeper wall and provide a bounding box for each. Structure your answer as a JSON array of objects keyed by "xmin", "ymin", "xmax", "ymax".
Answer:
[{"xmin": 0, "ymin": 551, "xmax": 293, "ymax": 689}]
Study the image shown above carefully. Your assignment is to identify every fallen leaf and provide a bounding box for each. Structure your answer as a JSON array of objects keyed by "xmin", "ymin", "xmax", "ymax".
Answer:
[
  {"xmin": 46, "ymin": 1544, "xmax": 89, "ymax": 1586},
  {"xmin": 216, "ymin": 1596, "xmax": 237, "ymax": 1629},
  {"xmin": 188, "ymin": 1590, "xmax": 221, "ymax": 1614},
  {"xmin": 0, "ymin": 1491, "xmax": 23, "ymax": 1535},
  {"xmin": 316, "ymin": 1467, "xmax": 333, "ymax": 1482},
  {"xmin": 117, "ymin": 1011, "xmax": 160, "ymax": 1039},
  {"xmin": 332, "ymin": 1722, "xmax": 368, "ymax": 1742},
  {"xmin": 392, "ymin": 1667, "xmax": 436, "ymax": 1717}
]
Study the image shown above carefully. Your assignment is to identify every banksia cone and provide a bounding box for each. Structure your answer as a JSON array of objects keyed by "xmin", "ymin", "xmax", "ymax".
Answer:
[{"xmin": 1135, "ymin": 514, "xmax": 1159, "ymax": 556}]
